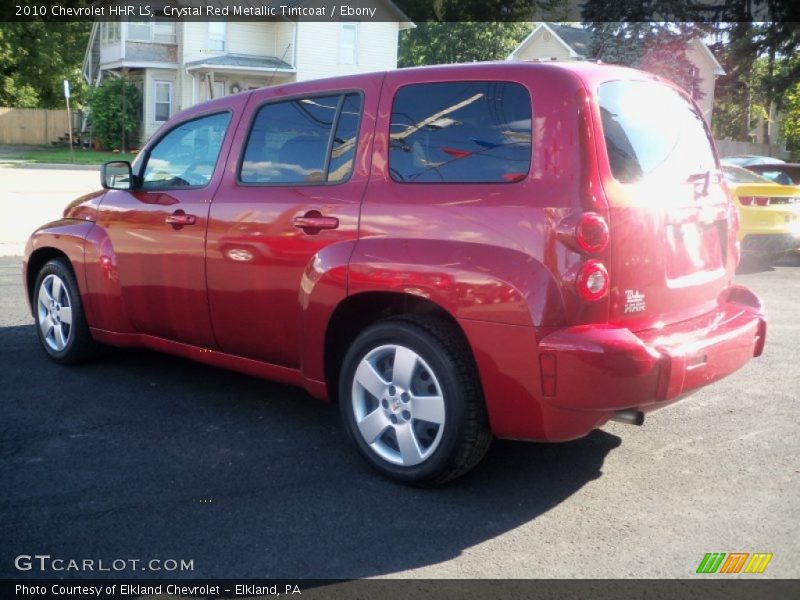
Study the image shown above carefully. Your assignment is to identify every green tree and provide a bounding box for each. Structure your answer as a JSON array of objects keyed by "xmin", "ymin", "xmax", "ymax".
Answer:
[
  {"xmin": 88, "ymin": 77, "xmax": 140, "ymax": 151},
  {"xmin": 587, "ymin": 22, "xmax": 707, "ymax": 101},
  {"xmin": 710, "ymin": 16, "xmax": 799, "ymax": 143},
  {"xmin": 398, "ymin": 22, "xmax": 531, "ymax": 67},
  {"xmin": 780, "ymin": 82, "xmax": 800, "ymax": 160},
  {"xmin": 0, "ymin": 22, "xmax": 91, "ymax": 109}
]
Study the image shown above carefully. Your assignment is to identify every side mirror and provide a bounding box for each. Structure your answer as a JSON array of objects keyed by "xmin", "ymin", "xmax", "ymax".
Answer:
[{"xmin": 101, "ymin": 161, "xmax": 134, "ymax": 190}]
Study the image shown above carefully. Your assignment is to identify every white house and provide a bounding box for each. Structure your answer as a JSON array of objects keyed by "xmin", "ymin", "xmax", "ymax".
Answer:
[
  {"xmin": 508, "ymin": 23, "xmax": 726, "ymax": 121},
  {"xmin": 82, "ymin": 9, "xmax": 412, "ymax": 144}
]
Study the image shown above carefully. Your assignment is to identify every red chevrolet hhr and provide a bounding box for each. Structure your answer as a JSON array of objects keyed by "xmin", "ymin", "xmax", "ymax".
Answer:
[{"xmin": 24, "ymin": 62, "xmax": 766, "ymax": 485}]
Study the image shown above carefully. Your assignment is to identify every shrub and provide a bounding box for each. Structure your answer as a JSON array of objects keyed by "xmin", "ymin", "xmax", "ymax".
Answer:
[{"xmin": 88, "ymin": 77, "xmax": 140, "ymax": 151}]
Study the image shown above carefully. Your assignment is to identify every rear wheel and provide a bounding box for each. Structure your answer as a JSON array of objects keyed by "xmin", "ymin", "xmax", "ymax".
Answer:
[
  {"xmin": 339, "ymin": 316, "xmax": 491, "ymax": 486},
  {"xmin": 33, "ymin": 258, "xmax": 97, "ymax": 364}
]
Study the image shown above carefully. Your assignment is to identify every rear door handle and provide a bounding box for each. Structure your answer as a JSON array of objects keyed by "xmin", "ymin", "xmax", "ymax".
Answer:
[
  {"xmin": 166, "ymin": 210, "xmax": 197, "ymax": 227},
  {"xmin": 293, "ymin": 212, "xmax": 339, "ymax": 233}
]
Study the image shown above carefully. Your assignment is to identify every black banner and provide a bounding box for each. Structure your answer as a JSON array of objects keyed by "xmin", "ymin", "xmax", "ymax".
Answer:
[
  {"xmin": 2, "ymin": 0, "xmax": 800, "ymax": 22},
  {"xmin": 3, "ymin": 579, "xmax": 800, "ymax": 600}
]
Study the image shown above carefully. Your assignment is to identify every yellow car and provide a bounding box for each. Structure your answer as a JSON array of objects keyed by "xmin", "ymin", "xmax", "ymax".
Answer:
[{"xmin": 722, "ymin": 165, "xmax": 800, "ymax": 262}]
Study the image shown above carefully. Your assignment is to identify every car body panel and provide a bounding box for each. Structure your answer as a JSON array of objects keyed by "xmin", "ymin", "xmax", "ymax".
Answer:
[{"xmin": 23, "ymin": 61, "xmax": 766, "ymax": 443}]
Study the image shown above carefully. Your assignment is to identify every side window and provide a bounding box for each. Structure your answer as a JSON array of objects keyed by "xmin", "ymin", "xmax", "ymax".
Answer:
[
  {"xmin": 240, "ymin": 93, "xmax": 362, "ymax": 185},
  {"xmin": 389, "ymin": 81, "xmax": 532, "ymax": 183},
  {"xmin": 328, "ymin": 93, "xmax": 363, "ymax": 183},
  {"xmin": 141, "ymin": 112, "xmax": 231, "ymax": 189}
]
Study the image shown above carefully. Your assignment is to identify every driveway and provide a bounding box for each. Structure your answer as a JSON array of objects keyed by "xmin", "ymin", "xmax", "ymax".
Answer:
[
  {"xmin": 1, "ymin": 251, "xmax": 798, "ymax": 579},
  {"xmin": 0, "ymin": 164, "xmax": 99, "ymax": 256}
]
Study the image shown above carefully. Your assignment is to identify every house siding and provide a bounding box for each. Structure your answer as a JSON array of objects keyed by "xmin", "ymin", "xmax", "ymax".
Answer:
[
  {"xmin": 684, "ymin": 41, "xmax": 718, "ymax": 122},
  {"xmin": 294, "ymin": 21, "xmax": 399, "ymax": 82},
  {"xmin": 143, "ymin": 68, "xmax": 177, "ymax": 142},
  {"xmin": 90, "ymin": 19, "xmax": 401, "ymax": 144},
  {"xmin": 511, "ymin": 27, "xmax": 574, "ymax": 61}
]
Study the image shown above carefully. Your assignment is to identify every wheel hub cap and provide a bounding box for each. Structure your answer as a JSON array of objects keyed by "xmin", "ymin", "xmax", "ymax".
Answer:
[{"xmin": 351, "ymin": 344, "xmax": 446, "ymax": 467}]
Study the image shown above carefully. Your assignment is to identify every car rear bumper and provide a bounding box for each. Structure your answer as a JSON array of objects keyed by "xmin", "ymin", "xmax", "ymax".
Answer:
[
  {"xmin": 537, "ymin": 285, "xmax": 765, "ymax": 413},
  {"xmin": 741, "ymin": 233, "xmax": 799, "ymax": 257}
]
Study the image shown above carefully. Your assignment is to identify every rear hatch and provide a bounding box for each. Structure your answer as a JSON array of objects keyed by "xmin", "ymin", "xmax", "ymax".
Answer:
[{"xmin": 595, "ymin": 79, "xmax": 733, "ymax": 331}]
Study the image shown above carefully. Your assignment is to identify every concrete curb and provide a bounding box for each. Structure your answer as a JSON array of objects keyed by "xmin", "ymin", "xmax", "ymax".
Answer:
[{"xmin": 0, "ymin": 161, "xmax": 100, "ymax": 171}]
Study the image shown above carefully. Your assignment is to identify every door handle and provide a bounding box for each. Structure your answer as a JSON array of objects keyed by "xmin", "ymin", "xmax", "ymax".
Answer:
[
  {"xmin": 293, "ymin": 211, "xmax": 339, "ymax": 233},
  {"xmin": 166, "ymin": 210, "xmax": 197, "ymax": 228}
]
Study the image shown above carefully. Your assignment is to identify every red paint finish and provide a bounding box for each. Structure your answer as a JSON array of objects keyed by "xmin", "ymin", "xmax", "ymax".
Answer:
[
  {"xmin": 205, "ymin": 74, "xmax": 381, "ymax": 369},
  {"xmin": 24, "ymin": 62, "xmax": 766, "ymax": 444}
]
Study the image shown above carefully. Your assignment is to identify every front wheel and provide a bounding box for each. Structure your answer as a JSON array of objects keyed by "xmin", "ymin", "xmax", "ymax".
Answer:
[
  {"xmin": 339, "ymin": 316, "xmax": 491, "ymax": 486},
  {"xmin": 33, "ymin": 258, "xmax": 97, "ymax": 364}
]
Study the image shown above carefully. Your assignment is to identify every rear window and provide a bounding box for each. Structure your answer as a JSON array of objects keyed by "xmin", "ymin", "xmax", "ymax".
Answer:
[
  {"xmin": 598, "ymin": 81, "xmax": 716, "ymax": 184},
  {"xmin": 389, "ymin": 81, "xmax": 532, "ymax": 183},
  {"xmin": 722, "ymin": 165, "xmax": 773, "ymax": 185}
]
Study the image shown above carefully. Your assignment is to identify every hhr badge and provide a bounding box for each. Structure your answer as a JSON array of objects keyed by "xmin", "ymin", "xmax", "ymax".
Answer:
[{"xmin": 624, "ymin": 289, "xmax": 646, "ymax": 313}]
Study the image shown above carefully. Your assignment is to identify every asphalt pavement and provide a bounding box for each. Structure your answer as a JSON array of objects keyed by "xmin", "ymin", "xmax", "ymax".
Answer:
[{"xmin": 1, "ymin": 231, "xmax": 798, "ymax": 578}]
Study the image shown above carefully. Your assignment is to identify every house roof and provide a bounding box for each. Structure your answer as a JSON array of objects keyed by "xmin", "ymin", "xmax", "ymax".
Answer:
[
  {"xmin": 545, "ymin": 23, "xmax": 592, "ymax": 57},
  {"xmin": 186, "ymin": 53, "xmax": 294, "ymax": 72},
  {"xmin": 509, "ymin": 23, "xmax": 724, "ymax": 78},
  {"xmin": 508, "ymin": 22, "xmax": 589, "ymax": 60}
]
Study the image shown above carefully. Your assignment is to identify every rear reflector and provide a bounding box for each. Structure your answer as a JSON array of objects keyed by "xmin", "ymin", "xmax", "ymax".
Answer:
[
  {"xmin": 576, "ymin": 260, "xmax": 609, "ymax": 302},
  {"xmin": 539, "ymin": 353, "xmax": 556, "ymax": 396}
]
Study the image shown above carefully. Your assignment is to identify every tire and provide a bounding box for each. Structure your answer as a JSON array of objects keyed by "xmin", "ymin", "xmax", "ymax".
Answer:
[
  {"xmin": 32, "ymin": 258, "xmax": 97, "ymax": 364},
  {"xmin": 339, "ymin": 315, "xmax": 492, "ymax": 486}
]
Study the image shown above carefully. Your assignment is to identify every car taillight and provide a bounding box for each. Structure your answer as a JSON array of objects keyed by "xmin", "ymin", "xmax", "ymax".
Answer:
[
  {"xmin": 739, "ymin": 196, "xmax": 754, "ymax": 206},
  {"xmin": 575, "ymin": 212, "xmax": 610, "ymax": 255},
  {"xmin": 557, "ymin": 212, "xmax": 611, "ymax": 305},
  {"xmin": 755, "ymin": 196, "xmax": 770, "ymax": 206},
  {"xmin": 576, "ymin": 260, "xmax": 609, "ymax": 302}
]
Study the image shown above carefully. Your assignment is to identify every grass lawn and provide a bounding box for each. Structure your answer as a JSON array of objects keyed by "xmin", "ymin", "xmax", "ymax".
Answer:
[{"xmin": 0, "ymin": 145, "xmax": 137, "ymax": 166}]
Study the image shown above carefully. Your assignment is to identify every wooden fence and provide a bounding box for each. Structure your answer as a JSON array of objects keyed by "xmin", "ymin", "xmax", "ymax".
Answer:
[{"xmin": 0, "ymin": 107, "xmax": 72, "ymax": 145}]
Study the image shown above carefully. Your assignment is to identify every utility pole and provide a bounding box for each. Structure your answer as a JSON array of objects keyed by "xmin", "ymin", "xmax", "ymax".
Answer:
[
  {"xmin": 121, "ymin": 68, "xmax": 127, "ymax": 153},
  {"xmin": 63, "ymin": 79, "xmax": 75, "ymax": 163}
]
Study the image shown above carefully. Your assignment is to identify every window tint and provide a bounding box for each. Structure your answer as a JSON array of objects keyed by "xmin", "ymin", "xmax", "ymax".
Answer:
[
  {"xmin": 757, "ymin": 170, "xmax": 795, "ymax": 185},
  {"xmin": 141, "ymin": 112, "xmax": 231, "ymax": 189},
  {"xmin": 722, "ymin": 165, "xmax": 773, "ymax": 185},
  {"xmin": 598, "ymin": 81, "xmax": 716, "ymax": 184},
  {"xmin": 389, "ymin": 81, "xmax": 531, "ymax": 183},
  {"xmin": 328, "ymin": 93, "xmax": 362, "ymax": 183},
  {"xmin": 240, "ymin": 94, "xmax": 362, "ymax": 184}
]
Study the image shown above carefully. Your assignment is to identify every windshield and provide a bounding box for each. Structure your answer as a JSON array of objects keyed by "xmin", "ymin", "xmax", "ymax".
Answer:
[
  {"xmin": 598, "ymin": 81, "xmax": 716, "ymax": 184},
  {"xmin": 722, "ymin": 165, "xmax": 774, "ymax": 184}
]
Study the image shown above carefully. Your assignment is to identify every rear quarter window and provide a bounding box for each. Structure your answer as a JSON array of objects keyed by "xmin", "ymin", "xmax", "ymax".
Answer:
[
  {"xmin": 598, "ymin": 81, "xmax": 716, "ymax": 184},
  {"xmin": 389, "ymin": 81, "xmax": 532, "ymax": 183}
]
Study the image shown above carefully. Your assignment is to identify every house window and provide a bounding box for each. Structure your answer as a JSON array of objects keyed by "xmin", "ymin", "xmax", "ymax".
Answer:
[
  {"xmin": 153, "ymin": 21, "xmax": 176, "ymax": 43},
  {"xmin": 212, "ymin": 81, "xmax": 225, "ymax": 99},
  {"xmin": 154, "ymin": 81, "xmax": 172, "ymax": 123},
  {"xmin": 209, "ymin": 22, "xmax": 226, "ymax": 52},
  {"xmin": 127, "ymin": 22, "xmax": 151, "ymax": 41},
  {"xmin": 340, "ymin": 23, "xmax": 358, "ymax": 64},
  {"xmin": 101, "ymin": 22, "xmax": 120, "ymax": 44},
  {"xmin": 126, "ymin": 22, "xmax": 176, "ymax": 43}
]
